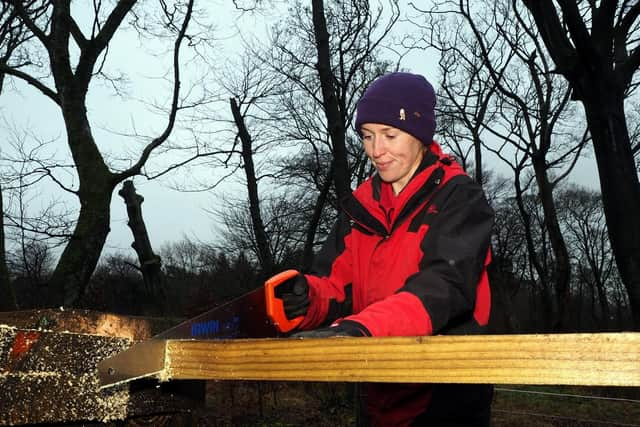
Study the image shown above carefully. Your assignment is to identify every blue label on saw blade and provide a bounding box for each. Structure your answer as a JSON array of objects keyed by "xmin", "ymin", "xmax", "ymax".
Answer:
[{"xmin": 191, "ymin": 315, "xmax": 241, "ymax": 338}]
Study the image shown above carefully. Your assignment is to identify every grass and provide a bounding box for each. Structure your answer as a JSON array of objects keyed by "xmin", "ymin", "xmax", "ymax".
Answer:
[
  {"xmin": 492, "ymin": 385, "xmax": 640, "ymax": 426},
  {"xmin": 201, "ymin": 382, "xmax": 640, "ymax": 426}
]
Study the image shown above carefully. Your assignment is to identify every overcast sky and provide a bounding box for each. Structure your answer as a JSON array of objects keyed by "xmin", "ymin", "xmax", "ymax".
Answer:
[{"xmin": 0, "ymin": 1, "xmax": 600, "ymax": 260}]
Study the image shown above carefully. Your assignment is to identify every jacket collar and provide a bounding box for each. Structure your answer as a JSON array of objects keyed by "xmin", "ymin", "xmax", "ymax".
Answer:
[
  {"xmin": 370, "ymin": 147, "xmax": 440, "ymax": 203},
  {"xmin": 342, "ymin": 142, "xmax": 448, "ymax": 236}
]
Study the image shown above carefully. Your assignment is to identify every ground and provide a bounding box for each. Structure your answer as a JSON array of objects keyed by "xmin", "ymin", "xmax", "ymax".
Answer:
[{"xmin": 189, "ymin": 382, "xmax": 640, "ymax": 426}]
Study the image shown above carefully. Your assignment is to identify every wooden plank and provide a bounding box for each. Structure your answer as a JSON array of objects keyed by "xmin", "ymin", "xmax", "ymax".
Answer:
[{"xmin": 158, "ymin": 333, "xmax": 640, "ymax": 386}]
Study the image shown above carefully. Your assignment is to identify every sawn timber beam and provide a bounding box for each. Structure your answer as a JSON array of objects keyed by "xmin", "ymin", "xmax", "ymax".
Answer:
[{"xmin": 98, "ymin": 332, "xmax": 640, "ymax": 388}]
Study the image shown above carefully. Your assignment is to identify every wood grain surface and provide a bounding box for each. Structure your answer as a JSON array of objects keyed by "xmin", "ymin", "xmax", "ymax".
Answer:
[{"xmin": 161, "ymin": 333, "xmax": 640, "ymax": 386}]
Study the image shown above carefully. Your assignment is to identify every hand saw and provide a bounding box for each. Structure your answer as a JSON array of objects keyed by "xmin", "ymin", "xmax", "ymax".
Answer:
[{"xmin": 97, "ymin": 269, "xmax": 302, "ymax": 387}]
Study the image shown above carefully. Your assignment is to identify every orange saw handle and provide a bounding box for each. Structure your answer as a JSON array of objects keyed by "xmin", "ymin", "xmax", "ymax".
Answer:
[{"xmin": 265, "ymin": 269, "xmax": 304, "ymax": 333}]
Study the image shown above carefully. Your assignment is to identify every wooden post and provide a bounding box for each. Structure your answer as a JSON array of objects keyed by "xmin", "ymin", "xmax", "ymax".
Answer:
[{"xmin": 0, "ymin": 309, "xmax": 202, "ymax": 426}]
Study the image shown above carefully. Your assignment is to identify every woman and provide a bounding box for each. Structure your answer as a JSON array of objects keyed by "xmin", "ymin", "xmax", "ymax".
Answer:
[{"xmin": 276, "ymin": 72, "xmax": 494, "ymax": 426}]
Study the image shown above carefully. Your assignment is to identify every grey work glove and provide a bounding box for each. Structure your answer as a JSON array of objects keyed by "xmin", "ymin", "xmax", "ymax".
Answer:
[
  {"xmin": 275, "ymin": 274, "xmax": 310, "ymax": 320},
  {"xmin": 291, "ymin": 320, "xmax": 370, "ymax": 338}
]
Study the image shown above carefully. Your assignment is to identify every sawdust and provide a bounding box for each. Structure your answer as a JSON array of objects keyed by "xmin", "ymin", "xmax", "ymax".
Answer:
[
  {"xmin": 86, "ymin": 364, "xmax": 131, "ymax": 422},
  {"xmin": 81, "ymin": 336, "xmax": 132, "ymax": 422},
  {"xmin": 0, "ymin": 325, "xmax": 133, "ymax": 425},
  {"xmin": 158, "ymin": 346, "xmax": 172, "ymax": 383},
  {"xmin": 0, "ymin": 324, "xmax": 16, "ymax": 343},
  {"xmin": 0, "ymin": 371, "xmax": 61, "ymax": 379}
]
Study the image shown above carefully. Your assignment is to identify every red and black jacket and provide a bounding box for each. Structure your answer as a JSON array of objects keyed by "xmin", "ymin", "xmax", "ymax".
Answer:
[
  {"xmin": 300, "ymin": 142, "xmax": 494, "ymax": 338},
  {"xmin": 299, "ymin": 142, "xmax": 494, "ymax": 426}
]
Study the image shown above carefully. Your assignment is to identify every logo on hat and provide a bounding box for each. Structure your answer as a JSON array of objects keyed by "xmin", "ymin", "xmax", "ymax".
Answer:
[{"xmin": 399, "ymin": 108, "xmax": 406, "ymax": 121}]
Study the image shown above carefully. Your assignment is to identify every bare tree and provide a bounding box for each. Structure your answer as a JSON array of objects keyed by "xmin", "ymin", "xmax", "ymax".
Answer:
[
  {"xmin": 312, "ymin": 0, "xmax": 352, "ymax": 199},
  {"xmin": 0, "ymin": 120, "xmax": 75, "ymax": 245},
  {"xmin": 213, "ymin": 194, "xmax": 310, "ymax": 270},
  {"xmin": 627, "ymin": 102, "xmax": 640, "ymax": 170},
  {"xmin": 0, "ymin": 1, "xmax": 196, "ymax": 306},
  {"xmin": 230, "ymin": 94, "xmax": 275, "ymax": 275},
  {"xmin": 406, "ymin": 8, "xmax": 505, "ymax": 184},
  {"xmin": 0, "ymin": 183, "xmax": 17, "ymax": 311},
  {"xmin": 0, "ymin": 127, "xmax": 75, "ymax": 309},
  {"xmin": 0, "ymin": 122, "xmax": 69, "ymax": 310},
  {"xmin": 521, "ymin": 0, "xmax": 640, "ymax": 329},
  {"xmin": 491, "ymin": 196, "xmax": 529, "ymax": 331},
  {"xmin": 214, "ymin": 52, "xmax": 303, "ymax": 274},
  {"xmin": 436, "ymin": 50, "xmax": 500, "ymax": 185},
  {"xmin": 413, "ymin": 1, "xmax": 588, "ymax": 329},
  {"xmin": 7, "ymin": 238, "xmax": 53, "ymax": 284},
  {"xmin": 557, "ymin": 185, "xmax": 624, "ymax": 329},
  {"xmin": 79, "ymin": 252, "xmax": 145, "ymax": 315},
  {"xmin": 210, "ymin": 1, "xmax": 400, "ymax": 271},
  {"xmin": 257, "ymin": 0, "xmax": 400, "ymax": 188},
  {"xmin": 482, "ymin": 174, "xmax": 522, "ymax": 332}
]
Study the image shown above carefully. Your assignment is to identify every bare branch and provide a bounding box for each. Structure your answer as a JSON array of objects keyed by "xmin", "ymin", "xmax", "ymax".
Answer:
[
  {"xmin": 0, "ymin": 62, "xmax": 59, "ymax": 103},
  {"xmin": 75, "ymin": 0, "xmax": 136, "ymax": 90},
  {"xmin": 117, "ymin": 0, "xmax": 194, "ymax": 182},
  {"xmin": 3, "ymin": 0, "xmax": 50, "ymax": 47}
]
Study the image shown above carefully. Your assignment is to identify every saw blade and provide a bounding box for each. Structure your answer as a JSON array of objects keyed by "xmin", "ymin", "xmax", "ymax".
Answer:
[{"xmin": 98, "ymin": 287, "xmax": 278, "ymax": 388}]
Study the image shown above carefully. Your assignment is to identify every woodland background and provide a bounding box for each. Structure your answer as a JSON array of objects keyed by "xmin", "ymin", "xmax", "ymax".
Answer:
[{"xmin": 0, "ymin": 0, "xmax": 639, "ymax": 336}]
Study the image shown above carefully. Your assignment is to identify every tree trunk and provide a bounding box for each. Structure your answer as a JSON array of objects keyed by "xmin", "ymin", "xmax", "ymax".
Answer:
[
  {"xmin": 472, "ymin": 130, "xmax": 484, "ymax": 186},
  {"xmin": 583, "ymin": 96, "xmax": 640, "ymax": 329},
  {"xmin": 0, "ymin": 183, "xmax": 18, "ymax": 311},
  {"xmin": 311, "ymin": 0, "xmax": 352, "ymax": 200},
  {"xmin": 2, "ymin": 1, "xmax": 189, "ymax": 310},
  {"xmin": 230, "ymin": 98, "xmax": 274, "ymax": 275},
  {"xmin": 118, "ymin": 180, "xmax": 166, "ymax": 315},
  {"xmin": 531, "ymin": 156, "xmax": 572, "ymax": 330},
  {"xmin": 46, "ymin": 5, "xmax": 116, "ymax": 306},
  {"xmin": 594, "ymin": 279, "xmax": 609, "ymax": 329},
  {"xmin": 45, "ymin": 93, "xmax": 115, "ymax": 306},
  {"xmin": 302, "ymin": 165, "xmax": 334, "ymax": 270},
  {"xmin": 488, "ymin": 261, "xmax": 519, "ymax": 333},
  {"xmin": 522, "ymin": 0, "xmax": 640, "ymax": 330},
  {"xmin": 48, "ymin": 184, "xmax": 112, "ymax": 307},
  {"xmin": 514, "ymin": 182, "xmax": 546, "ymax": 282},
  {"xmin": 514, "ymin": 182, "xmax": 555, "ymax": 331}
]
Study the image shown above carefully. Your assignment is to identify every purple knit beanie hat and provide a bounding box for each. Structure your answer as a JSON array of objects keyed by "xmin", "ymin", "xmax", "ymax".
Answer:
[{"xmin": 355, "ymin": 72, "xmax": 436, "ymax": 145}]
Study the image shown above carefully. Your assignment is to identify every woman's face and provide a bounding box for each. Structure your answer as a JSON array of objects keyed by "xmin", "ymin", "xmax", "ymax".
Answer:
[{"xmin": 361, "ymin": 123, "xmax": 425, "ymax": 194}]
